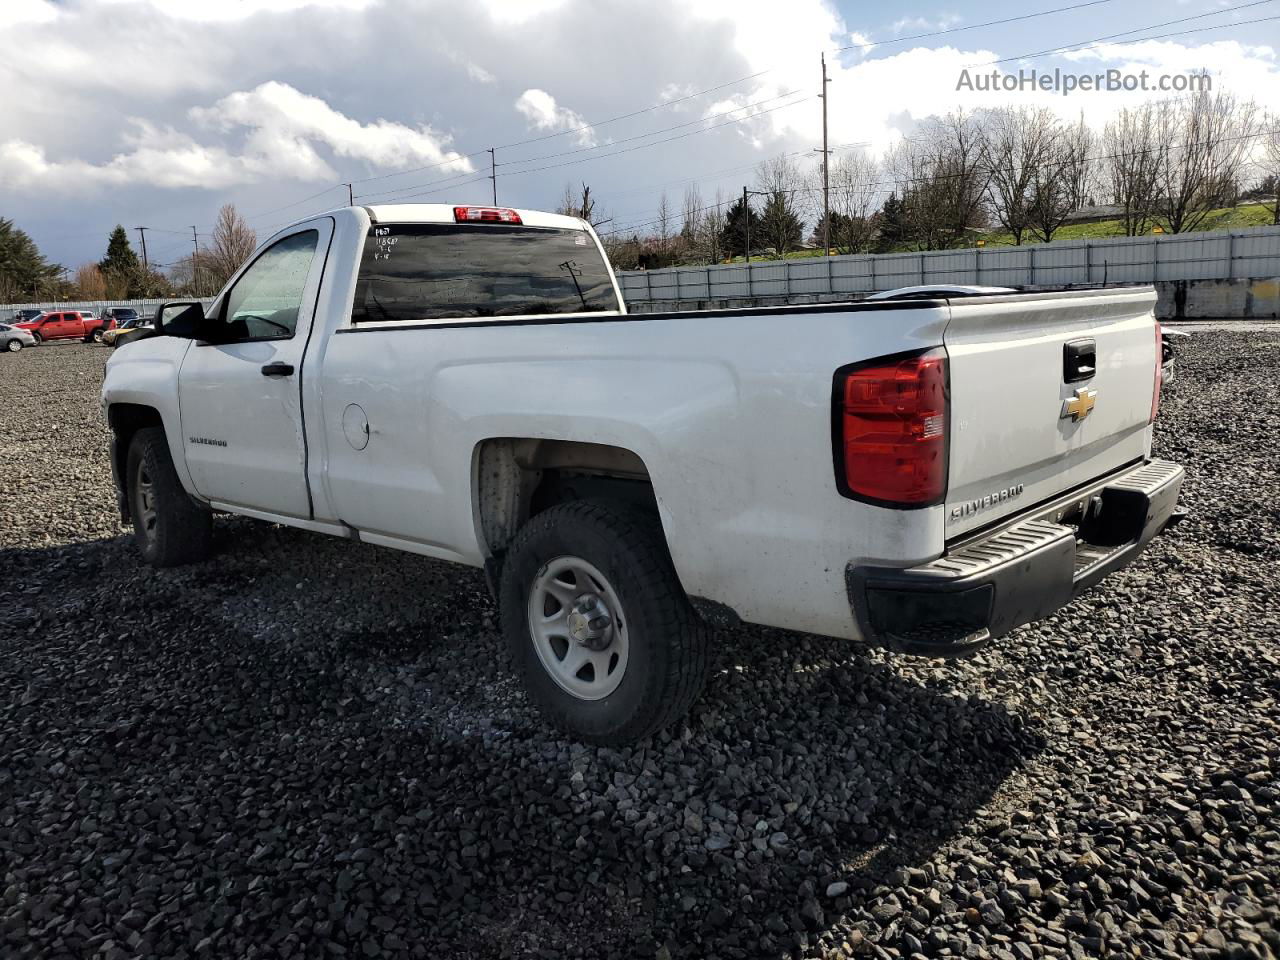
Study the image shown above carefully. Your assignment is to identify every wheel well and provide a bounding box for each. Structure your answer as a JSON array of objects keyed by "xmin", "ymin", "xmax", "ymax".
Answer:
[
  {"xmin": 108, "ymin": 404, "xmax": 164, "ymax": 522},
  {"xmin": 475, "ymin": 439, "xmax": 658, "ymax": 561}
]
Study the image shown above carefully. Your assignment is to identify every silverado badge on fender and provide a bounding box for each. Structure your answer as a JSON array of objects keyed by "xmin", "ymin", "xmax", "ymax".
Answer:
[{"xmin": 1062, "ymin": 386, "xmax": 1097, "ymax": 421}]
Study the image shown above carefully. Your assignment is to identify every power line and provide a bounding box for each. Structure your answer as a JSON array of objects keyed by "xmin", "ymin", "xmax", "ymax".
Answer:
[
  {"xmin": 496, "ymin": 88, "xmax": 805, "ymax": 169},
  {"xmin": 979, "ymin": 0, "xmax": 1278, "ymax": 65},
  {"xmin": 833, "ymin": 0, "xmax": 1123, "ymax": 53},
  {"xmin": 354, "ymin": 91, "xmax": 811, "ymax": 205}
]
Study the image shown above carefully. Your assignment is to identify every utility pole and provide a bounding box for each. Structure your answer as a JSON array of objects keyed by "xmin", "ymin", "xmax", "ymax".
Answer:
[
  {"xmin": 344, "ymin": 182, "xmax": 353, "ymax": 206},
  {"xmin": 488, "ymin": 148, "xmax": 497, "ymax": 204},
  {"xmin": 819, "ymin": 52, "xmax": 832, "ymax": 256},
  {"xmin": 191, "ymin": 226, "xmax": 200, "ymax": 297},
  {"xmin": 742, "ymin": 185, "xmax": 750, "ymax": 264},
  {"xmin": 134, "ymin": 226, "xmax": 150, "ymax": 272}
]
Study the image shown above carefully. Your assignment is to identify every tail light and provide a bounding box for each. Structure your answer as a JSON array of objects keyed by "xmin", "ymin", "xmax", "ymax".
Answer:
[
  {"xmin": 454, "ymin": 206, "xmax": 522, "ymax": 224},
  {"xmin": 834, "ymin": 348, "xmax": 948, "ymax": 506},
  {"xmin": 1150, "ymin": 322, "xmax": 1163, "ymax": 423}
]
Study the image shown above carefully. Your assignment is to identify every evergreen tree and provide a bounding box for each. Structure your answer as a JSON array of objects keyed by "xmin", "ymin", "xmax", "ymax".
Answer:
[
  {"xmin": 876, "ymin": 192, "xmax": 908, "ymax": 251},
  {"xmin": 100, "ymin": 225, "xmax": 142, "ymax": 296},
  {"xmin": 0, "ymin": 218, "xmax": 61, "ymax": 301},
  {"xmin": 720, "ymin": 197, "xmax": 761, "ymax": 259},
  {"xmin": 758, "ymin": 191, "xmax": 804, "ymax": 255}
]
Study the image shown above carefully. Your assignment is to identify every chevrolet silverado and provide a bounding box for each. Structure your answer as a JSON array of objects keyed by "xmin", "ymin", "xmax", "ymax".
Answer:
[{"xmin": 101, "ymin": 203, "xmax": 1184, "ymax": 744}]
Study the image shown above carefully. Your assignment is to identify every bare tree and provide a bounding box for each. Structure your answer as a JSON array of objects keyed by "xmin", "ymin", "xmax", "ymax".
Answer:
[
  {"xmin": 679, "ymin": 184, "xmax": 705, "ymax": 262},
  {"xmin": 655, "ymin": 192, "xmax": 672, "ymax": 260},
  {"xmin": 700, "ymin": 189, "xmax": 729, "ymax": 264},
  {"xmin": 555, "ymin": 182, "xmax": 578, "ymax": 217},
  {"xmin": 1153, "ymin": 86, "xmax": 1259, "ymax": 234},
  {"xmin": 889, "ymin": 111, "xmax": 989, "ymax": 250},
  {"xmin": 555, "ymin": 182, "xmax": 607, "ymax": 227},
  {"xmin": 1060, "ymin": 112, "xmax": 1096, "ymax": 213},
  {"xmin": 825, "ymin": 149, "xmax": 882, "ymax": 253},
  {"xmin": 1027, "ymin": 115, "xmax": 1095, "ymax": 244},
  {"xmin": 1102, "ymin": 103, "xmax": 1162, "ymax": 236},
  {"xmin": 1257, "ymin": 117, "xmax": 1280, "ymax": 224},
  {"xmin": 205, "ymin": 204, "xmax": 258, "ymax": 292},
  {"xmin": 981, "ymin": 106, "xmax": 1058, "ymax": 245},
  {"xmin": 74, "ymin": 263, "xmax": 107, "ymax": 300}
]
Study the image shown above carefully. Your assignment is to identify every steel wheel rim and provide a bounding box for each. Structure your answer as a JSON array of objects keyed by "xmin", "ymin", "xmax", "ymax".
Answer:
[
  {"xmin": 528, "ymin": 556, "xmax": 629, "ymax": 701},
  {"xmin": 134, "ymin": 462, "xmax": 158, "ymax": 541}
]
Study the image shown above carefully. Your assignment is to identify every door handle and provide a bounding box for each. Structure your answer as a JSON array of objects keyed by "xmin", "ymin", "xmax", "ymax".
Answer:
[{"xmin": 261, "ymin": 362, "xmax": 294, "ymax": 377}]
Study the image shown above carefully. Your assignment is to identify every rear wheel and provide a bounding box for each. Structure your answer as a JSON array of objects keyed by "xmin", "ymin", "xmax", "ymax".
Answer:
[
  {"xmin": 127, "ymin": 427, "xmax": 213, "ymax": 567},
  {"xmin": 499, "ymin": 500, "xmax": 713, "ymax": 745},
  {"xmin": 4, "ymin": 339, "xmax": 20, "ymax": 353},
  {"xmin": 92, "ymin": 329, "xmax": 105, "ymax": 343}
]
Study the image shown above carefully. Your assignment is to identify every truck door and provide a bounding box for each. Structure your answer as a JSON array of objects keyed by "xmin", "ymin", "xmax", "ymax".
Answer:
[
  {"xmin": 177, "ymin": 218, "xmax": 333, "ymax": 519},
  {"xmin": 43, "ymin": 314, "xmax": 68, "ymax": 339}
]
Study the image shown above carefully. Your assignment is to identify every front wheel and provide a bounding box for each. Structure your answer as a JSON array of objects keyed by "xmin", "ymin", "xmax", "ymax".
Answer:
[
  {"xmin": 499, "ymin": 500, "xmax": 713, "ymax": 745},
  {"xmin": 127, "ymin": 427, "xmax": 213, "ymax": 567},
  {"xmin": 4, "ymin": 339, "xmax": 20, "ymax": 353},
  {"xmin": 30, "ymin": 332, "xmax": 41, "ymax": 345}
]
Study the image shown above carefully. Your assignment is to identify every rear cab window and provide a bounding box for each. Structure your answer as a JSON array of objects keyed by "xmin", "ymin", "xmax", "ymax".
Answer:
[{"xmin": 350, "ymin": 223, "xmax": 619, "ymax": 324}]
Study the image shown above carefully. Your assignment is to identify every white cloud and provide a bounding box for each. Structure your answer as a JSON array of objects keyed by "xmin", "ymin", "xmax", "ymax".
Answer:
[
  {"xmin": 1, "ymin": 0, "xmax": 58, "ymax": 27},
  {"xmin": 892, "ymin": 14, "xmax": 961, "ymax": 34},
  {"xmin": 514, "ymin": 89, "xmax": 596, "ymax": 146},
  {"xmin": 91, "ymin": 0, "xmax": 376, "ymax": 22},
  {"xmin": 0, "ymin": 83, "xmax": 473, "ymax": 193},
  {"xmin": 475, "ymin": 0, "xmax": 569, "ymax": 25},
  {"xmin": 194, "ymin": 82, "xmax": 473, "ymax": 174},
  {"xmin": 466, "ymin": 62, "xmax": 497, "ymax": 85},
  {"xmin": 846, "ymin": 31, "xmax": 876, "ymax": 56}
]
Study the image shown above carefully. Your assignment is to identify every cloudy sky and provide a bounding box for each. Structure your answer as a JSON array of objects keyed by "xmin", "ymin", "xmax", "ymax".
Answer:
[{"xmin": 3, "ymin": 0, "xmax": 1279, "ymax": 272}]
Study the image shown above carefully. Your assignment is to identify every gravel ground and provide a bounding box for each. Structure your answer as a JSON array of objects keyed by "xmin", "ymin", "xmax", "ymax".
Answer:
[{"xmin": 1, "ymin": 335, "xmax": 1277, "ymax": 960}]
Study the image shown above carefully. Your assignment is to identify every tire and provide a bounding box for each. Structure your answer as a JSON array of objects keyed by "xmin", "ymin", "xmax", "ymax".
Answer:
[
  {"xmin": 4, "ymin": 339, "xmax": 20, "ymax": 353},
  {"xmin": 30, "ymin": 332, "xmax": 41, "ymax": 345},
  {"xmin": 499, "ymin": 499, "xmax": 713, "ymax": 745},
  {"xmin": 127, "ymin": 427, "xmax": 214, "ymax": 567},
  {"xmin": 92, "ymin": 329, "xmax": 105, "ymax": 343}
]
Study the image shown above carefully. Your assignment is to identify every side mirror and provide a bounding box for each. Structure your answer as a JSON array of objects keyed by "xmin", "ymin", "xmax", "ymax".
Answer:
[{"xmin": 155, "ymin": 301, "xmax": 205, "ymax": 339}]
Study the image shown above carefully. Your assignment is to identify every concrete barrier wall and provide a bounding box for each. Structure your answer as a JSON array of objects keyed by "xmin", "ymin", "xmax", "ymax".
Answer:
[{"xmin": 624, "ymin": 277, "xmax": 1280, "ymax": 320}]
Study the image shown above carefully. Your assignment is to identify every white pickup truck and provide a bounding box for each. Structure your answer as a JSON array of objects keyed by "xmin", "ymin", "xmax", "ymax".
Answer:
[{"xmin": 102, "ymin": 203, "xmax": 1184, "ymax": 744}]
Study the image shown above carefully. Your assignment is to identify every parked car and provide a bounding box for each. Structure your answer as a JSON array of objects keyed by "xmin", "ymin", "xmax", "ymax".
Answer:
[
  {"xmin": 102, "ymin": 316, "xmax": 154, "ymax": 347},
  {"xmin": 7, "ymin": 308, "xmax": 45, "ymax": 325},
  {"xmin": 102, "ymin": 203, "xmax": 1184, "ymax": 745},
  {"xmin": 16, "ymin": 309, "xmax": 115, "ymax": 344},
  {"xmin": 103, "ymin": 307, "xmax": 141, "ymax": 328},
  {"xmin": 0, "ymin": 322, "xmax": 37, "ymax": 352}
]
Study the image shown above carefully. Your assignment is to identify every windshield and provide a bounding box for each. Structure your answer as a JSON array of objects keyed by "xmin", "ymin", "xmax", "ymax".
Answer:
[{"xmin": 351, "ymin": 223, "xmax": 619, "ymax": 323}]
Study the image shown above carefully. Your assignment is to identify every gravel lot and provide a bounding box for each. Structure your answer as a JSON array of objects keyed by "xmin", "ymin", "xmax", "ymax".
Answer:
[{"xmin": 1, "ymin": 334, "xmax": 1277, "ymax": 960}]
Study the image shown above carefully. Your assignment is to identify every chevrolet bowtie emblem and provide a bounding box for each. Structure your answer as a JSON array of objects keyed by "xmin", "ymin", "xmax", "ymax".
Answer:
[{"xmin": 1062, "ymin": 386, "xmax": 1097, "ymax": 421}]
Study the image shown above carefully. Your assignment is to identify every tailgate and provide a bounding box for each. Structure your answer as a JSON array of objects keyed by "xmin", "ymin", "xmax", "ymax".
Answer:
[{"xmin": 943, "ymin": 288, "xmax": 1158, "ymax": 538}]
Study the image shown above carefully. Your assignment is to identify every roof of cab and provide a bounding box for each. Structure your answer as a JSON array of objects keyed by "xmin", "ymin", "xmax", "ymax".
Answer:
[{"xmin": 363, "ymin": 203, "xmax": 588, "ymax": 231}]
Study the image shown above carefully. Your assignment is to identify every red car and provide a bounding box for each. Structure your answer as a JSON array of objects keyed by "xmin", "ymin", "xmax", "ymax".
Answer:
[{"xmin": 17, "ymin": 310, "xmax": 115, "ymax": 344}]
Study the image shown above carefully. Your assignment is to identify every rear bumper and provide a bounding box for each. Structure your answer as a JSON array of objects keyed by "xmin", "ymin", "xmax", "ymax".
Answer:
[{"xmin": 847, "ymin": 459, "xmax": 1185, "ymax": 657}]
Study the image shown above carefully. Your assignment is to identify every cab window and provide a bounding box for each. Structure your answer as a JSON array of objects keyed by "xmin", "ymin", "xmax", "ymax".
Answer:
[{"xmin": 211, "ymin": 230, "xmax": 319, "ymax": 342}]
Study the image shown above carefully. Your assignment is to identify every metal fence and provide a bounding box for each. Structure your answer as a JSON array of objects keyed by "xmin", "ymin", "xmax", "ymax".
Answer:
[
  {"xmin": 0, "ymin": 297, "xmax": 216, "ymax": 318},
  {"xmin": 616, "ymin": 224, "xmax": 1280, "ymax": 305}
]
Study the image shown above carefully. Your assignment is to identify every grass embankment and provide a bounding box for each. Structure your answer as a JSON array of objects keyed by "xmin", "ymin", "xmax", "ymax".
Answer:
[{"xmin": 718, "ymin": 202, "xmax": 1278, "ymax": 265}]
